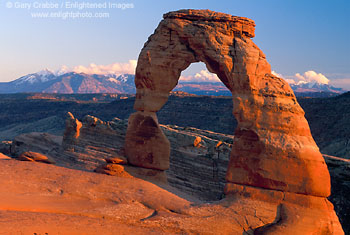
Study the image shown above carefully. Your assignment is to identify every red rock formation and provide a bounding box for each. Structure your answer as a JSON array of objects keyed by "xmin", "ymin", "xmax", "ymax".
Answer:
[
  {"xmin": 124, "ymin": 9, "xmax": 343, "ymax": 233},
  {"xmin": 125, "ymin": 9, "xmax": 330, "ymax": 196},
  {"xmin": 125, "ymin": 111, "xmax": 170, "ymax": 170},
  {"xmin": 0, "ymin": 152, "xmax": 11, "ymax": 160},
  {"xmin": 62, "ymin": 112, "xmax": 82, "ymax": 151},
  {"xmin": 17, "ymin": 151, "xmax": 55, "ymax": 164},
  {"xmin": 61, "ymin": 113, "xmax": 127, "ymax": 170}
]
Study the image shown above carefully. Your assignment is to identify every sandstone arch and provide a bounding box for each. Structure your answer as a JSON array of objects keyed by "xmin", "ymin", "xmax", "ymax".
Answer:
[{"xmin": 125, "ymin": 9, "xmax": 330, "ymax": 198}]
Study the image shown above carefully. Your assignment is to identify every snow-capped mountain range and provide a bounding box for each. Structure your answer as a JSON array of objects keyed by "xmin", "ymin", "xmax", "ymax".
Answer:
[
  {"xmin": 0, "ymin": 69, "xmax": 346, "ymax": 96},
  {"xmin": 290, "ymin": 81, "xmax": 345, "ymax": 94},
  {"xmin": 13, "ymin": 69, "xmax": 56, "ymax": 85},
  {"xmin": 0, "ymin": 70, "xmax": 135, "ymax": 94}
]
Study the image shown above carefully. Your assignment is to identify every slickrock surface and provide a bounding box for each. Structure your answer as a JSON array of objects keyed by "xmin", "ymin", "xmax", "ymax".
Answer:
[
  {"xmin": 0, "ymin": 159, "xmax": 343, "ymax": 234},
  {"xmin": 11, "ymin": 132, "xmax": 62, "ymax": 157},
  {"xmin": 0, "ymin": 152, "xmax": 11, "ymax": 160}
]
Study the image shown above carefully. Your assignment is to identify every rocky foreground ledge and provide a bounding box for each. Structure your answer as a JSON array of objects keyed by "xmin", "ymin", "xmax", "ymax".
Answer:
[
  {"xmin": 0, "ymin": 113, "xmax": 345, "ymax": 234},
  {"xmin": 0, "ymin": 158, "xmax": 341, "ymax": 234}
]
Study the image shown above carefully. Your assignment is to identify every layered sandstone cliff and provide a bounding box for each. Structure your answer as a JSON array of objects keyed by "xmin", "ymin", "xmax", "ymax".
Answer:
[{"xmin": 59, "ymin": 113, "xmax": 231, "ymax": 200}]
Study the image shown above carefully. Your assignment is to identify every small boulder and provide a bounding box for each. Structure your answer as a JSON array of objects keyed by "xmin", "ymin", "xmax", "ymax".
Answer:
[
  {"xmin": 95, "ymin": 163, "xmax": 132, "ymax": 178},
  {"xmin": 105, "ymin": 155, "xmax": 128, "ymax": 165},
  {"xmin": 216, "ymin": 141, "xmax": 223, "ymax": 148},
  {"xmin": 17, "ymin": 151, "xmax": 55, "ymax": 164},
  {"xmin": 193, "ymin": 137, "xmax": 202, "ymax": 147}
]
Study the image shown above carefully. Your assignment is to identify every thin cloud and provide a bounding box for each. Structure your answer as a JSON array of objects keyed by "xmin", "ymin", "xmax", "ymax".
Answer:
[
  {"xmin": 56, "ymin": 60, "xmax": 137, "ymax": 76},
  {"xmin": 179, "ymin": 69, "xmax": 220, "ymax": 82}
]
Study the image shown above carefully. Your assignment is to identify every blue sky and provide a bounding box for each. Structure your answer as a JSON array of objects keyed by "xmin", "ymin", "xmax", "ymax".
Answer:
[{"xmin": 0, "ymin": 0, "xmax": 349, "ymax": 89}]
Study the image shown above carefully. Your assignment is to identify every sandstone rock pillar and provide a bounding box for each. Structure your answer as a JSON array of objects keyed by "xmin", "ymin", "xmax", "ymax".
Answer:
[
  {"xmin": 125, "ymin": 111, "xmax": 170, "ymax": 170},
  {"xmin": 62, "ymin": 112, "xmax": 82, "ymax": 151}
]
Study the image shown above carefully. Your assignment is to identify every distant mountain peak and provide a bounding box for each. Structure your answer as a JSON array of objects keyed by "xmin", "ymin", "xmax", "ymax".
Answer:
[
  {"xmin": 290, "ymin": 82, "xmax": 346, "ymax": 94},
  {"xmin": 0, "ymin": 70, "xmax": 136, "ymax": 94},
  {"xmin": 13, "ymin": 69, "xmax": 57, "ymax": 85},
  {"xmin": 36, "ymin": 68, "xmax": 54, "ymax": 76}
]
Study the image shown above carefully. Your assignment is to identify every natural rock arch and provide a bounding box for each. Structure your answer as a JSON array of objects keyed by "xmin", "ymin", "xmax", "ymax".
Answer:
[{"xmin": 125, "ymin": 9, "xmax": 330, "ymax": 198}]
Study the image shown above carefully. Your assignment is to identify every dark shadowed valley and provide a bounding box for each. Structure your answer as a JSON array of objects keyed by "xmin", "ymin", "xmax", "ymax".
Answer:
[{"xmin": 1, "ymin": 92, "xmax": 349, "ymax": 159}]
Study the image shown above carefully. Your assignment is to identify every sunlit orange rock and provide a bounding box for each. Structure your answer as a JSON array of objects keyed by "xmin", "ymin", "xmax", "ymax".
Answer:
[
  {"xmin": 125, "ymin": 9, "xmax": 330, "ymax": 196},
  {"xmin": 123, "ymin": 9, "xmax": 343, "ymax": 233},
  {"xmin": 225, "ymin": 183, "xmax": 344, "ymax": 234},
  {"xmin": 17, "ymin": 151, "xmax": 55, "ymax": 164},
  {"xmin": 0, "ymin": 152, "xmax": 11, "ymax": 160},
  {"xmin": 62, "ymin": 112, "xmax": 82, "ymax": 151},
  {"xmin": 105, "ymin": 155, "xmax": 128, "ymax": 165}
]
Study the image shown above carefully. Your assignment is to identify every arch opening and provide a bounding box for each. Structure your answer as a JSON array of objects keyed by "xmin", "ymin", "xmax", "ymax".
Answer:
[
  {"xmin": 153, "ymin": 62, "xmax": 238, "ymax": 200},
  {"xmin": 172, "ymin": 62, "xmax": 231, "ymax": 97},
  {"xmin": 158, "ymin": 62, "xmax": 235, "ymax": 135}
]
